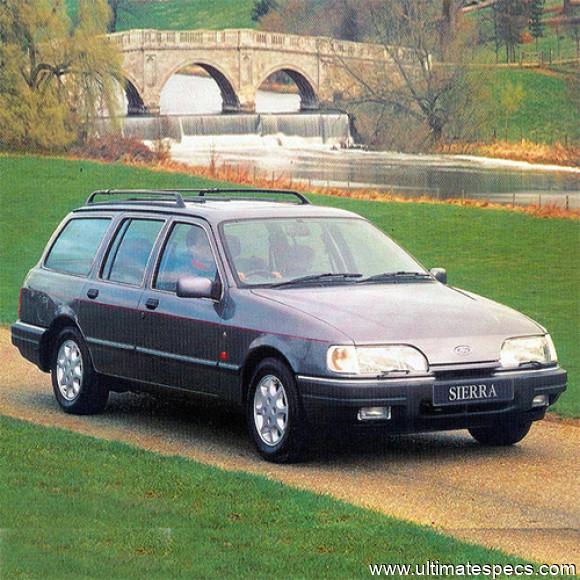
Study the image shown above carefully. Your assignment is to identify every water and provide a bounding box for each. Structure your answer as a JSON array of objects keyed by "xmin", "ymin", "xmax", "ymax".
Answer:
[
  {"xmin": 116, "ymin": 74, "xmax": 580, "ymax": 208},
  {"xmin": 118, "ymin": 112, "xmax": 351, "ymax": 147}
]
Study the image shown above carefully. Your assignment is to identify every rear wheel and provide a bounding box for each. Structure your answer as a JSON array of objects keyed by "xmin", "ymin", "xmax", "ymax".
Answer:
[
  {"xmin": 246, "ymin": 358, "xmax": 307, "ymax": 463},
  {"xmin": 51, "ymin": 327, "xmax": 109, "ymax": 415},
  {"xmin": 469, "ymin": 419, "xmax": 532, "ymax": 446}
]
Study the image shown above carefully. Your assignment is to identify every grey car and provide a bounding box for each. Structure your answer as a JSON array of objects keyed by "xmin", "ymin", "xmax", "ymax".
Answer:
[{"xmin": 11, "ymin": 189, "xmax": 567, "ymax": 462}]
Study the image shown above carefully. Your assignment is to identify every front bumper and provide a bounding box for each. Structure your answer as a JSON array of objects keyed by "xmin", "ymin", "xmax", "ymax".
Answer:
[{"xmin": 297, "ymin": 367, "xmax": 567, "ymax": 432}]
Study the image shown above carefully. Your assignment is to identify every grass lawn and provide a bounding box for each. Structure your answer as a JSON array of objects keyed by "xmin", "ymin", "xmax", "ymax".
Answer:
[
  {"xmin": 482, "ymin": 68, "xmax": 579, "ymax": 144},
  {"xmin": 0, "ymin": 415, "xmax": 533, "ymax": 578},
  {"xmin": 66, "ymin": 0, "xmax": 256, "ymax": 31},
  {"xmin": 0, "ymin": 154, "xmax": 578, "ymax": 417}
]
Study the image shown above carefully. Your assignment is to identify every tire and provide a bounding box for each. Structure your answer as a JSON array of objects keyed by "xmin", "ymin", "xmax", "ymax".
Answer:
[
  {"xmin": 246, "ymin": 357, "xmax": 307, "ymax": 463},
  {"xmin": 51, "ymin": 327, "xmax": 109, "ymax": 415},
  {"xmin": 469, "ymin": 419, "xmax": 532, "ymax": 446}
]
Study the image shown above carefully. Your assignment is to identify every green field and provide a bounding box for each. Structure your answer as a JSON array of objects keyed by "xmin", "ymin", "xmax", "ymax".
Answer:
[
  {"xmin": 66, "ymin": 0, "xmax": 256, "ymax": 30},
  {"xmin": 481, "ymin": 68, "xmax": 579, "ymax": 143},
  {"xmin": 0, "ymin": 155, "xmax": 578, "ymax": 417},
  {"xmin": 0, "ymin": 415, "xmax": 533, "ymax": 577}
]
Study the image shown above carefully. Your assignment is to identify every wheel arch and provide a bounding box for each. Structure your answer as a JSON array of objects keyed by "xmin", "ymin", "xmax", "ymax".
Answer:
[
  {"xmin": 240, "ymin": 345, "xmax": 296, "ymax": 405},
  {"xmin": 40, "ymin": 315, "xmax": 83, "ymax": 371}
]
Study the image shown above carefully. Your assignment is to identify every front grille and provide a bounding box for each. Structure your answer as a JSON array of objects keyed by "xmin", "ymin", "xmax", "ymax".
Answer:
[
  {"xmin": 420, "ymin": 399, "xmax": 511, "ymax": 416},
  {"xmin": 432, "ymin": 367, "xmax": 497, "ymax": 381}
]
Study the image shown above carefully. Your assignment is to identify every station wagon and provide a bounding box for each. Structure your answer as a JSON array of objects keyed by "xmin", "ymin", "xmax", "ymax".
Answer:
[{"xmin": 11, "ymin": 189, "xmax": 567, "ymax": 462}]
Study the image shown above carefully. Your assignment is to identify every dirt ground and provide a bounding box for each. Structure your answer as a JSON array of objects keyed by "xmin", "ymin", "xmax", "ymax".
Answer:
[{"xmin": 1, "ymin": 328, "xmax": 578, "ymax": 568}]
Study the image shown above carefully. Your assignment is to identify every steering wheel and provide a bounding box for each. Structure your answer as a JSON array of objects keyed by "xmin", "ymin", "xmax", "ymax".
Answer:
[{"xmin": 243, "ymin": 268, "xmax": 274, "ymax": 280}]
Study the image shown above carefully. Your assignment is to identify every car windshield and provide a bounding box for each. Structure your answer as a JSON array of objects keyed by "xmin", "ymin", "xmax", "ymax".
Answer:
[{"xmin": 222, "ymin": 217, "xmax": 427, "ymax": 287}]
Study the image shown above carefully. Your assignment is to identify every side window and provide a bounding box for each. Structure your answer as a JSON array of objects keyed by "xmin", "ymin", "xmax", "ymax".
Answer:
[
  {"xmin": 155, "ymin": 223, "xmax": 218, "ymax": 292},
  {"xmin": 45, "ymin": 218, "xmax": 111, "ymax": 276},
  {"xmin": 102, "ymin": 219, "xmax": 164, "ymax": 286}
]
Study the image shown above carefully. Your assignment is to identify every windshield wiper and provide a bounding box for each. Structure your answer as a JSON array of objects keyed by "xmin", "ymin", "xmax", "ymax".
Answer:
[
  {"xmin": 270, "ymin": 272, "xmax": 362, "ymax": 288},
  {"xmin": 357, "ymin": 271, "xmax": 432, "ymax": 284}
]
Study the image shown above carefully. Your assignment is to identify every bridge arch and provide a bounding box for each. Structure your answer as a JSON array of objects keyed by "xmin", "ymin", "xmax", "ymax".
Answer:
[
  {"xmin": 124, "ymin": 78, "xmax": 146, "ymax": 116},
  {"xmin": 159, "ymin": 59, "xmax": 240, "ymax": 113},
  {"xmin": 257, "ymin": 65, "xmax": 319, "ymax": 111}
]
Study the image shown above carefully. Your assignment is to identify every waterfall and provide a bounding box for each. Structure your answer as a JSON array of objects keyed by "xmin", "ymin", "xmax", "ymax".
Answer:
[{"xmin": 98, "ymin": 112, "xmax": 352, "ymax": 147}]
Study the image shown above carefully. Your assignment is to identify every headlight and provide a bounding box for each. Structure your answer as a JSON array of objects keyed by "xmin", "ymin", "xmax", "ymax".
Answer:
[
  {"xmin": 327, "ymin": 345, "xmax": 428, "ymax": 375},
  {"xmin": 500, "ymin": 335, "xmax": 557, "ymax": 368}
]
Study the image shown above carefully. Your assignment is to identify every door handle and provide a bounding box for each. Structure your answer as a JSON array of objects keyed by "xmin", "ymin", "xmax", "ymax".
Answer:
[
  {"xmin": 87, "ymin": 288, "xmax": 99, "ymax": 300},
  {"xmin": 145, "ymin": 298, "xmax": 159, "ymax": 310}
]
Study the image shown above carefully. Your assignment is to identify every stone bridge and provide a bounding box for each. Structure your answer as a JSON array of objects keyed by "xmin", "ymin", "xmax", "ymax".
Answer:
[{"xmin": 109, "ymin": 29, "xmax": 415, "ymax": 114}]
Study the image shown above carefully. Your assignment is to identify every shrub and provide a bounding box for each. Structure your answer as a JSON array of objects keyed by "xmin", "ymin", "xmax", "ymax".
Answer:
[{"xmin": 72, "ymin": 135, "xmax": 160, "ymax": 163}]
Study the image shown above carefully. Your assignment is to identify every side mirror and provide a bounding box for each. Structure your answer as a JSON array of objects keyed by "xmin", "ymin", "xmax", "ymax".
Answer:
[
  {"xmin": 176, "ymin": 276, "xmax": 221, "ymax": 300},
  {"xmin": 430, "ymin": 268, "xmax": 447, "ymax": 284}
]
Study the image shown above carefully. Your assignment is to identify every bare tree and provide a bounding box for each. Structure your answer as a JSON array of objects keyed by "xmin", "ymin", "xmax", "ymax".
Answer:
[{"xmin": 338, "ymin": 0, "xmax": 483, "ymax": 145}]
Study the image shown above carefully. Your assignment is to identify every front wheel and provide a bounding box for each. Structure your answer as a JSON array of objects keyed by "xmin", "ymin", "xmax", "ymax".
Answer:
[
  {"xmin": 51, "ymin": 327, "xmax": 109, "ymax": 415},
  {"xmin": 469, "ymin": 419, "xmax": 532, "ymax": 446},
  {"xmin": 246, "ymin": 358, "xmax": 307, "ymax": 463}
]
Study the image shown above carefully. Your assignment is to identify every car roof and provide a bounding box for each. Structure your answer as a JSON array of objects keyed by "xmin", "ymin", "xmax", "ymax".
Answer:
[{"xmin": 73, "ymin": 189, "xmax": 363, "ymax": 224}]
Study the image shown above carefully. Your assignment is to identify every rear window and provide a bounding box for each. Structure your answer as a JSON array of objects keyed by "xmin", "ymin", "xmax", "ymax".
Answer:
[
  {"xmin": 45, "ymin": 218, "xmax": 111, "ymax": 276},
  {"xmin": 101, "ymin": 218, "xmax": 165, "ymax": 286}
]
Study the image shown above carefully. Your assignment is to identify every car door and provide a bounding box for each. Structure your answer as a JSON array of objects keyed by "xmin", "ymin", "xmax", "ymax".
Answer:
[
  {"xmin": 135, "ymin": 219, "xmax": 229, "ymax": 397},
  {"xmin": 79, "ymin": 215, "xmax": 166, "ymax": 379}
]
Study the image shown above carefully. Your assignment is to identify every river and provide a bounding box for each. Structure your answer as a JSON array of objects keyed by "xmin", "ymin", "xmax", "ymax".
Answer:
[{"xmin": 126, "ymin": 74, "xmax": 580, "ymax": 209}]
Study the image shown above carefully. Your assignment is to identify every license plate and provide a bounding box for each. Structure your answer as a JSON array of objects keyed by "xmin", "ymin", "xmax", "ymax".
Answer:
[{"xmin": 432, "ymin": 379, "xmax": 514, "ymax": 406}]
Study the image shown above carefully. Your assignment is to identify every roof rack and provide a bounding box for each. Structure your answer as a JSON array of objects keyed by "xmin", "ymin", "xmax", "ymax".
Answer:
[
  {"xmin": 191, "ymin": 189, "xmax": 310, "ymax": 205},
  {"xmin": 86, "ymin": 188, "xmax": 310, "ymax": 207},
  {"xmin": 86, "ymin": 189, "xmax": 186, "ymax": 208}
]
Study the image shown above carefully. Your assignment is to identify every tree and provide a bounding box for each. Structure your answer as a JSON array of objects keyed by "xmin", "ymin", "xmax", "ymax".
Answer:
[
  {"xmin": 258, "ymin": 0, "xmax": 362, "ymax": 41},
  {"xmin": 251, "ymin": 0, "xmax": 277, "ymax": 23},
  {"xmin": 0, "ymin": 0, "xmax": 123, "ymax": 151},
  {"xmin": 562, "ymin": 0, "xmax": 580, "ymax": 57},
  {"xmin": 493, "ymin": 0, "xmax": 532, "ymax": 63},
  {"xmin": 108, "ymin": 0, "xmax": 120, "ymax": 33},
  {"xmin": 528, "ymin": 0, "xmax": 545, "ymax": 50},
  {"xmin": 339, "ymin": 0, "xmax": 483, "ymax": 145},
  {"xmin": 499, "ymin": 81, "xmax": 525, "ymax": 140}
]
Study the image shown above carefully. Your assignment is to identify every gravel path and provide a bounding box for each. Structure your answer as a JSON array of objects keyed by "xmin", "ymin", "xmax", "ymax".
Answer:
[{"xmin": 2, "ymin": 328, "xmax": 578, "ymax": 567}]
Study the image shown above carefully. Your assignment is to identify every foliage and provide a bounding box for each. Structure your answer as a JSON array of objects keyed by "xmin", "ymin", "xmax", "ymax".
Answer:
[
  {"xmin": 528, "ymin": 0, "xmax": 546, "ymax": 48},
  {"xmin": 499, "ymin": 81, "xmax": 525, "ymax": 140},
  {"xmin": 258, "ymin": 0, "xmax": 363, "ymax": 40},
  {"xmin": 0, "ymin": 0, "xmax": 123, "ymax": 151},
  {"xmin": 492, "ymin": 0, "xmax": 533, "ymax": 62},
  {"xmin": 72, "ymin": 135, "xmax": 162, "ymax": 163},
  {"xmin": 251, "ymin": 0, "xmax": 277, "ymax": 23},
  {"xmin": 107, "ymin": 0, "xmax": 120, "ymax": 32},
  {"xmin": 343, "ymin": 1, "xmax": 482, "ymax": 145},
  {"xmin": 0, "ymin": 155, "xmax": 578, "ymax": 417},
  {"xmin": 488, "ymin": 69, "xmax": 579, "ymax": 144},
  {"xmin": 562, "ymin": 0, "xmax": 580, "ymax": 54}
]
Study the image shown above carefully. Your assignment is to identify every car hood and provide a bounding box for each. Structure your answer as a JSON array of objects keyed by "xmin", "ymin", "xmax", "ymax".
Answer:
[{"xmin": 252, "ymin": 282, "xmax": 544, "ymax": 365}]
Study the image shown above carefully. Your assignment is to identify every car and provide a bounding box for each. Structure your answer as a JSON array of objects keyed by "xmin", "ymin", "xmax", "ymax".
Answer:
[{"xmin": 11, "ymin": 188, "xmax": 567, "ymax": 462}]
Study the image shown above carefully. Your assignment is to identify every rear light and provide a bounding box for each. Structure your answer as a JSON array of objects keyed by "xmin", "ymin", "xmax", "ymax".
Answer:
[{"xmin": 18, "ymin": 288, "xmax": 23, "ymax": 319}]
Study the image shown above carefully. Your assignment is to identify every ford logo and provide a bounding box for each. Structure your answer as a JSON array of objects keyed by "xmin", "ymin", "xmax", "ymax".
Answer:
[{"xmin": 454, "ymin": 345, "xmax": 472, "ymax": 356}]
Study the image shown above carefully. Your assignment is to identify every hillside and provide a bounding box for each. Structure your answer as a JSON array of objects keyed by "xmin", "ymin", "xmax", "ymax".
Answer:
[{"xmin": 66, "ymin": 0, "xmax": 256, "ymax": 31}]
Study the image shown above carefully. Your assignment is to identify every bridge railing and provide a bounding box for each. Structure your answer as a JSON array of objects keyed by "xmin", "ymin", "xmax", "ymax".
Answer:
[{"xmin": 108, "ymin": 29, "xmax": 416, "ymax": 63}]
